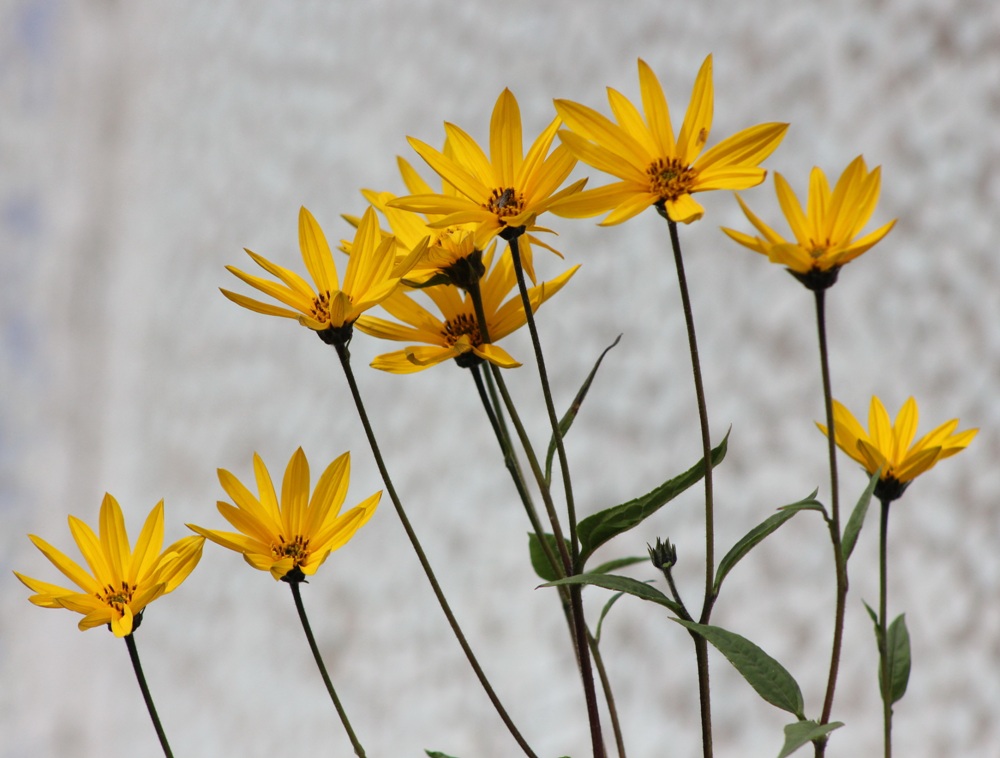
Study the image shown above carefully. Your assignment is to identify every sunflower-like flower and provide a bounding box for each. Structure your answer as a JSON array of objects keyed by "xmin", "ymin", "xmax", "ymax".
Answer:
[
  {"xmin": 387, "ymin": 89, "xmax": 586, "ymax": 250},
  {"xmin": 222, "ymin": 206, "xmax": 424, "ymax": 339},
  {"xmin": 818, "ymin": 396, "xmax": 977, "ymax": 502},
  {"xmin": 551, "ymin": 55, "xmax": 787, "ymax": 226},
  {"xmin": 189, "ymin": 448, "xmax": 379, "ymax": 581},
  {"xmin": 356, "ymin": 247, "xmax": 578, "ymax": 373},
  {"xmin": 722, "ymin": 156, "xmax": 896, "ymax": 288},
  {"xmin": 14, "ymin": 495, "xmax": 204, "ymax": 637}
]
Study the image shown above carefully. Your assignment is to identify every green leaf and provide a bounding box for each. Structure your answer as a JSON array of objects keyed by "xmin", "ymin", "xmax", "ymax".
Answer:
[
  {"xmin": 425, "ymin": 752, "xmax": 460, "ymax": 758},
  {"xmin": 542, "ymin": 572, "xmax": 685, "ymax": 617},
  {"xmin": 884, "ymin": 614, "xmax": 911, "ymax": 705},
  {"xmin": 577, "ymin": 431, "xmax": 729, "ymax": 566},
  {"xmin": 674, "ymin": 620, "xmax": 805, "ymax": 718},
  {"xmin": 528, "ymin": 532, "xmax": 570, "ymax": 582},
  {"xmin": 841, "ymin": 469, "xmax": 880, "ymax": 562},
  {"xmin": 544, "ymin": 334, "xmax": 622, "ymax": 485},
  {"xmin": 590, "ymin": 555, "xmax": 648, "ymax": 574},
  {"xmin": 594, "ymin": 590, "xmax": 625, "ymax": 643},
  {"xmin": 714, "ymin": 491, "xmax": 821, "ymax": 596},
  {"xmin": 776, "ymin": 720, "xmax": 844, "ymax": 758}
]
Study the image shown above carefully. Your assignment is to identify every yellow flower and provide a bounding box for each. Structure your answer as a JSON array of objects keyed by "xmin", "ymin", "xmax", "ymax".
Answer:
[
  {"xmin": 551, "ymin": 55, "xmax": 788, "ymax": 225},
  {"xmin": 387, "ymin": 88, "xmax": 586, "ymax": 250},
  {"xmin": 189, "ymin": 448, "xmax": 379, "ymax": 581},
  {"xmin": 818, "ymin": 396, "xmax": 977, "ymax": 501},
  {"xmin": 222, "ymin": 206, "xmax": 423, "ymax": 334},
  {"xmin": 357, "ymin": 247, "xmax": 578, "ymax": 373},
  {"xmin": 722, "ymin": 156, "xmax": 896, "ymax": 282},
  {"xmin": 14, "ymin": 495, "xmax": 204, "ymax": 637}
]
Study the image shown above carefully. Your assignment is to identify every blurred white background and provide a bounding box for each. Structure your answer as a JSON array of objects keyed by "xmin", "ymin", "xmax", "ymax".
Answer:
[{"xmin": 3, "ymin": 1, "xmax": 999, "ymax": 756}]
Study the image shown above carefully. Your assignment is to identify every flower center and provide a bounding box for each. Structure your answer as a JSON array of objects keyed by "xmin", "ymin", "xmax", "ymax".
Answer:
[
  {"xmin": 310, "ymin": 291, "xmax": 333, "ymax": 323},
  {"xmin": 441, "ymin": 312, "xmax": 482, "ymax": 349},
  {"xmin": 647, "ymin": 158, "xmax": 697, "ymax": 201},
  {"xmin": 484, "ymin": 187, "xmax": 523, "ymax": 219},
  {"xmin": 273, "ymin": 534, "xmax": 310, "ymax": 566},
  {"xmin": 99, "ymin": 581, "xmax": 135, "ymax": 613}
]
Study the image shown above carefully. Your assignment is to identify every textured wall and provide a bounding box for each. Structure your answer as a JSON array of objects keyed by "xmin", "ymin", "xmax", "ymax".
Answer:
[{"xmin": 3, "ymin": 1, "xmax": 998, "ymax": 756}]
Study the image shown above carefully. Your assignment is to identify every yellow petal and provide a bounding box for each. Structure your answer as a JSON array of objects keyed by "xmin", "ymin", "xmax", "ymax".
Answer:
[
  {"xmin": 637, "ymin": 58, "xmax": 676, "ymax": 157},
  {"xmin": 490, "ymin": 88, "xmax": 523, "ymax": 186},
  {"xmin": 676, "ymin": 54, "xmax": 714, "ymax": 165},
  {"xmin": 298, "ymin": 207, "xmax": 340, "ymax": 294}
]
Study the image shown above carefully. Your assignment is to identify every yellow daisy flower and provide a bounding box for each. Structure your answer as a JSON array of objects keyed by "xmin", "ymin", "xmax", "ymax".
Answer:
[
  {"xmin": 189, "ymin": 448, "xmax": 379, "ymax": 582},
  {"xmin": 818, "ymin": 396, "xmax": 977, "ymax": 501},
  {"xmin": 356, "ymin": 247, "xmax": 578, "ymax": 373},
  {"xmin": 722, "ymin": 155, "xmax": 896, "ymax": 286},
  {"xmin": 15, "ymin": 495, "xmax": 205, "ymax": 637},
  {"xmin": 387, "ymin": 88, "xmax": 586, "ymax": 249},
  {"xmin": 222, "ymin": 206, "xmax": 423, "ymax": 336},
  {"xmin": 551, "ymin": 55, "xmax": 788, "ymax": 225}
]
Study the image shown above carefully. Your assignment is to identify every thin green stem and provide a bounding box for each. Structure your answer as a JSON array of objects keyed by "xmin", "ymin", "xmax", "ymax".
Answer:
[
  {"xmin": 664, "ymin": 216, "xmax": 714, "ymax": 758},
  {"xmin": 813, "ymin": 288, "xmax": 849, "ymax": 758},
  {"xmin": 332, "ymin": 337, "xmax": 538, "ymax": 758},
  {"xmin": 879, "ymin": 497, "xmax": 893, "ymax": 758},
  {"xmin": 587, "ymin": 630, "xmax": 628, "ymax": 758},
  {"xmin": 124, "ymin": 633, "xmax": 173, "ymax": 758},
  {"xmin": 289, "ymin": 580, "xmax": 367, "ymax": 757}
]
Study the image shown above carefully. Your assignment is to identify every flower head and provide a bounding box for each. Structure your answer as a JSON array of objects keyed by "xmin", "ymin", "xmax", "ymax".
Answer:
[
  {"xmin": 551, "ymin": 55, "xmax": 788, "ymax": 225},
  {"xmin": 723, "ymin": 156, "xmax": 896, "ymax": 288},
  {"xmin": 388, "ymin": 88, "xmax": 586, "ymax": 250},
  {"xmin": 356, "ymin": 246, "xmax": 578, "ymax": 373},
  {"xmin": 189, "ymin": 448, "xmax": 379, "ymax": 581},
  {"xmin": 223, "ymin": 206, "xmax": 423, "ymax": 336},
  {"xmin": 14, "ymin": 495, "xmax": 204, "ymax": 637},
  {"xmin": 818, "ymin": 396, "xmax": 977, "ymax": 502}
]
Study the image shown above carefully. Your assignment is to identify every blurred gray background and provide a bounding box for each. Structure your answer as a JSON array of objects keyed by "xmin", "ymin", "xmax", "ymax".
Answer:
[{"xmin": 3, "ymin": 1, "xmax": 998, "ymax": 756}]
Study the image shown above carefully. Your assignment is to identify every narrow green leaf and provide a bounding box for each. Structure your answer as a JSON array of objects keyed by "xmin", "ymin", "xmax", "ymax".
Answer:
[
  {"xmin": 841, "ymin": 469, "xmax": 880, "ymax": 562},
  {"xmin": 528, "ymin": 532, "xmax": 570, "ymax": 582},
  {"xmin": 675, "ymin": 620, "xmax": 805, "ymax": 718},
  {"xmin": 776, "ymin": 720, "xmax": 844, "ymax": 758},
  {"xmin": 591, "ymin": 555, "xmax": 647, "ymax": 574},
  {"xmin": 885, "ymin": 614, "xmax": 911, "ymax": 705},
  {"xmin": 714, "ymin": 491, "xmax": 821, "ymax": 595},
  {"xmin": 542, "ymin": 572, "xmax": 685, "ymax": 617},
  {"xmin": 594, "ymin": 590, "xmax": 625, "ymax": 643},
  {"xmin": 577, "ymin": 431, "xmax": 729, "ymax": 566},
  {"xmin": 544, "ymin": 334, "xmax": 622, "ymax": 485},
  {"xmin": 425, "ymin": 751, "xmax": 460, "ymax": 758}
]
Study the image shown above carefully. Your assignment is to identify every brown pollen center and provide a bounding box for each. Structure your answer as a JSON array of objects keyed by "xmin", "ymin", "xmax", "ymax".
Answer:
[
  {"xmin": 647, "ymin": 158, "xmax": 697, "ymax": 201},
  {"xmin": 484, "ymin": 187, "xmax": 524, "ymax": 220},
  {"xmin": 273, "ymin": 534, "xmax": 310, "ymax": 566},
  {"xmin": 441, "ymin": 313, "xmax": 482, "ymax": 348}
]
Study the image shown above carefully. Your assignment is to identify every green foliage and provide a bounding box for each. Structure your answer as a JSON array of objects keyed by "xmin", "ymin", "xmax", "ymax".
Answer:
[
  {"xmin": 594, "ymin": 591, "xmax": 625, "ymax": 643},
  {"xmin": 776, "ymin": 720, "xmax": 844, "ymax": 758},
  {"xmin": 576, "ymin": 432, "xmax": 729, "ymax": 566},
  {"xmin": 528, "ymin": 532, "xmax": 571, "ymax": 582},
  {"xmin": 544, "ymin": 334, "xmax": 622, "ymax": 486},
  {"xmin": 865, "ymin": 605, "xmax": 911, "ymax": 706},
  {"xmin": 543, "ymin": 572, "xmax": 685, "ymax": 617},
  {"xmin": 425, "ymin": 751, "xmax": 460, "ymax": 758},
  {"xmin": 841, "ymin": 469, "xmax": 880, "ymax": 562},
  {"xmin": 590, "ymin": 555, "xmax": 648, "ymax": 574},
  {"xmin": 675, "ymin": 621, "xmax": 805, "ymax": 718},
  {"xmin": 714, "ymin": 491, "xmax": 822, "ymax": 596}
]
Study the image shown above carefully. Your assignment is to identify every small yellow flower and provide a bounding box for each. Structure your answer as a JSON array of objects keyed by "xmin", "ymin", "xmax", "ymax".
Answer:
[
  {"xmin": 818, "ymin": 396, "xmax": 977, "ymax": 501},
  {"xmin": 189, "ymin": 448, "xmax": 379, "ymax": 581},
  {"xmin": 551, "ymin": 55, "xmax": 788, "ymax": 225},
  {"xmin": 357, "ymin": 247, "xmax": 578, "ymax": 373},
  {"xmin": 14, "ymin": 495, "xmax": 204, "ymax": 637},
  {"xmin": 388, "ymin": 88, "xmax": 586, "ymax": 250},
  {"xmin": 223, "ymin": 206, "xmax": 423, "ymax": 334},
  {"xmin": 723, "ymin": 156, "xmax": 896, "ymax": 283}
]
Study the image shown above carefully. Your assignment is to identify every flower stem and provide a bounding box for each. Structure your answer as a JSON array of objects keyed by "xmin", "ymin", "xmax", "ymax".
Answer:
[
  {"xmin": 813, "ymin": 288, "xmax": 848, "ymax": 757},
  {"xmin": 879, "ymin": 497, "xmax": 893, "ymax": 758},
  {"xmin": 502, "ymin": 232, "xmax": 606, "ymax": 758},
  {"xmin": 124, "ymin": 633, "xmax": 174, "ymax": 758},
  {"xmin": 664, "ymin": 216, "xmax": 714, "ymax": 758},
  {"xmin": 331, "ymin": 337, "xmax": 538, "ymax": 758},
  {"xmin": 289, "ymin": 580, "xmax": 367, "ymax": 757}
]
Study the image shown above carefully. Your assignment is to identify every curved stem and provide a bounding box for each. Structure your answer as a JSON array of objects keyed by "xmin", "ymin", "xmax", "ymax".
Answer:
[
  {"xmin": 332, "ymin": 339, "xmax": 538, "ymax": 758},
  {"xmin": 289, "ymin": 581, "xmax": 367, "ymax": 757},
  {"xmin": 587, "ymin": 630, "xmax": 628, "ymax": 758},
  {"xmin": 124, "ymin": 633, "xmax": 174, "ymax": 758},
  {"xmin": 879, "ymin": 497, "xmax": 893, "ymax": 758},
  {"xmin": 814, "ymin": 289, "xmax": 848, "ymax": 757},
  {"xmin": 664, "ymin": 217, "xmax": 714, "ymax": 758}
]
